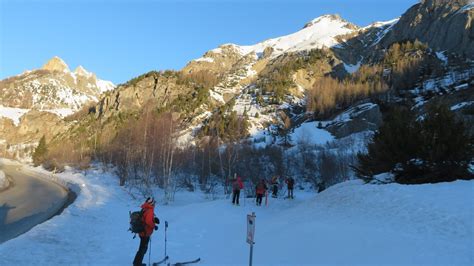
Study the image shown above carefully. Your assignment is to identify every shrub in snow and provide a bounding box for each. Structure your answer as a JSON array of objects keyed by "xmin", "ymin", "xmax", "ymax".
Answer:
[{"xmin": 355, "ymin": 103, "xmax": 473, "ymax": 184}]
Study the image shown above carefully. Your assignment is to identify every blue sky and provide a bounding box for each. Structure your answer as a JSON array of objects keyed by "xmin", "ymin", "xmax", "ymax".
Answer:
[{"xmin": 0, "ymin": 0, "xmax": 418, "ymax": 84}]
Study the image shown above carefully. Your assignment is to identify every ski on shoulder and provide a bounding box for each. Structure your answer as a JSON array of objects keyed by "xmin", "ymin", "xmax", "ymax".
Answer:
[
  {"xmin": 151, "ymin": 255, "xmax": 169, "ymax": 266},
  {"xmin": 171, "ymin": 257, "xmax": 201, "ymax": 266}
]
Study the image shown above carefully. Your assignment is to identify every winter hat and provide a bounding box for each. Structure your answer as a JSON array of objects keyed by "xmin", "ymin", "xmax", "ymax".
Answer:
[{"xmin": 145, "ymin": 197, "xmax": 155, "ymax": 205}]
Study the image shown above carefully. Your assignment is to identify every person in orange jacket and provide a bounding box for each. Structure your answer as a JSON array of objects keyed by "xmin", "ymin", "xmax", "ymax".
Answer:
[
  {"xmin": 232, "ymin": 176, "xmax": 244, "ymax": 205},
  {"xmin": 133, "ymin": 197, "xmax": 159, "ymax": 266},
  {"xmin": 255, "ymin": 179, "xmax": 267, "ymax": 206}
]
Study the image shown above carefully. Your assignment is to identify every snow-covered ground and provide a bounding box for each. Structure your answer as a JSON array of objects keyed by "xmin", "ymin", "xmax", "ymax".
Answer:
[
  {"xmin": 0, "ymin": 163, "xmax": 472, "ymax": 265},
  {"xmin": 0, "ymin": 163, "xmax": 474, "ymax": 265},
  {"xmin": 291, "ymin": 121, "xmax": 334, "ymax": 145}
]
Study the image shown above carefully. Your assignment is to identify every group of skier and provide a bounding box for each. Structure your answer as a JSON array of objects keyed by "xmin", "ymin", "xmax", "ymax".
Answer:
[
  {"xmin": 132, "ymin": 175, "xmax": 295, "ymax": 265},
  {"xmin": 231, "ymin": 175, "xmax": 295, "ymax": 206}
]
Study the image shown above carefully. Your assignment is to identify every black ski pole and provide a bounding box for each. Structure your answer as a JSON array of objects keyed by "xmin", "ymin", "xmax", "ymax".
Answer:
[
  {"xmin": 149, "ymin": 237, "xmax": 152, "ymax": 266},
  {"xmin": 165, "ymin": 221, "xmax": 168, "ymax": 258}
]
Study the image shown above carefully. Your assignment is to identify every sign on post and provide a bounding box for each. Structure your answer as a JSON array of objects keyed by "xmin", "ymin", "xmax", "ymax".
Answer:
[
  {"xmin": 247, "ymin": 212, "xmax": 256, "ymax": 244},
  {"xmin": 247, "ymin": 212, "xmax": 256, "ymax": 266}
]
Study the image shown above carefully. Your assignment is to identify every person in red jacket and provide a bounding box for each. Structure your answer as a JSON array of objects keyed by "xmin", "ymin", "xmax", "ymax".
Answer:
[
  {"xmin": 255, "ymin": 179, "xmax": 267, "ymax": 206},
  {"xmin": 133, "ymin": 197, "xmax": 159, "ymax": 266},
  {"xmin": 231, "ymin": 176, "xmax": 244, "ymax": 205}
]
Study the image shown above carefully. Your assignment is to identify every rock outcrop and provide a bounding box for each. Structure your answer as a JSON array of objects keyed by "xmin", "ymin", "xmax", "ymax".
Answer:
[
  {"xmin": 380, "ymin": 0, "xmax": 474, "ymax": 57},
  {"xmin": 325, "ymin": 103, "xmax": 383, "ymax": 138},
  {"xmin": 42, "ymin": 56, "xmax": 70, "ymax": 72}
]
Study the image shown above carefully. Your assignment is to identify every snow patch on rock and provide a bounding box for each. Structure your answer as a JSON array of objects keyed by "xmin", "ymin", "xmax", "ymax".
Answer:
[
  {"xmin": 194, "ymin": 57, "xmax": 215, "ymax": 63},
  {"xmin": 370, "ymin": 18, "xmax": 399, "ymax": 46},
  {"xmin": 0, "ymin": 105, "xmax": 30, "ymax": 126},
  {"xmin": 96, "ymin": 79, "xmax": 115, "ymax": 93},
  {"xmin": 344, "ymin": 58, "xmax": 363, "ymax": 74}
]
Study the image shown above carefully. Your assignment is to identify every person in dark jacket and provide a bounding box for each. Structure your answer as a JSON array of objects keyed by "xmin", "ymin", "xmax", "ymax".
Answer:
[
  {"xmin": 271, "ymin": 176, "xmax": 279, "ymax": 198},
  {"xmin": 255, "ymin": 179, "xmax": 267, "ymax": 206},
  {"xmin": 285, "ymin": 177, "xmax": 295, "ymax": 199},
  {"xmin": 133, "ymin": 197, "xmax": 159, "ymax": 266},
  {"xmin": 232, "ymin": 176, "xmax": 244, "ymax": 205}
]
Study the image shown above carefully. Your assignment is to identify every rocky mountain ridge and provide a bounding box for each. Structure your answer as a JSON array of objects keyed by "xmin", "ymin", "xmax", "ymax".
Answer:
[
  {"xmin": 0, "ymin": 56, "xmax": 115, "ymax": 158},
  {"xmin": 0, "ymin": 56, "xmax": 114, "ymax": 111},
  {"xmin": 380, "ymin": 0, "xmax": 474, "ymax": 58}
]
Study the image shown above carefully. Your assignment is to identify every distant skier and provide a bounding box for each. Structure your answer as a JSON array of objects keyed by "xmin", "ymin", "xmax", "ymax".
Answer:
[
  {"xmin": 285, "ymin": 177, "xmax": 295, "ymax": 199},
  {"xmin": 271, "ymin": 176, "xmax": 279, "ymax": 198},
  {"xmin": 232, "ymin": 176, "xmax": 244, "ymax": 205},
  {"xmin": 133, "ymin": 197, "xmax": 159, "ymax": 266},
  {"xmin": 255, "ymin": 179, "xmax": 267, "ymax": 206}
]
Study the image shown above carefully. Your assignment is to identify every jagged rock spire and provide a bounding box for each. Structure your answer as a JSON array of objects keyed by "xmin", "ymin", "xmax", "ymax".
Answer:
[{"xmin": 42, "ymin": 56, "xmax": 70, "ymax": 72}]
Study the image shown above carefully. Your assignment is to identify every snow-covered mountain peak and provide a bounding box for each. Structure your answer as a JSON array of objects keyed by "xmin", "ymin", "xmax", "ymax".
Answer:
[
  {"xmin": 1, "ymin": 56, "xmax": 116, "ymax": 114},
  {"xmin": 74, "ymin": 65, "xmax": 93, "ymax": 78},
  {"xmin": 191, "ymin": 14, "xmax": 361, "ymax": 65},
  {"xmin": 303, "ymin": 14, "xmax": 355, "ymax": 29},
  {"xmin": 234, "ymin": 14, "xmax": 359, "ymax": 57},
  {"xmin": 42, "ymin": 56, "xmax": 70, "ymax": 73}
]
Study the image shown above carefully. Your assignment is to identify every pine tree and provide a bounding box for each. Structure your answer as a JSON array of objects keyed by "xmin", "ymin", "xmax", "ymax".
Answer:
[
  {"xmin": 355, "ymin": 106, "xmax": 421, "ymax": 181},
  {"xmin": 32, "ymin": 136, "xmax": 48, "ymax": 167},
  {"xmin": 396, "ymin": 104, "xmax": 473, "ymax": 184},
  {"xmin": 355, "ymin": 103, "xmax": 474, "ymax": 184}
]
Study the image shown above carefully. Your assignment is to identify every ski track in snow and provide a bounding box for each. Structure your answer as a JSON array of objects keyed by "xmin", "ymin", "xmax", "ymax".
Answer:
[{"xmin": 0, "ymin": 161, "xmax": 472, "ymax": 265}]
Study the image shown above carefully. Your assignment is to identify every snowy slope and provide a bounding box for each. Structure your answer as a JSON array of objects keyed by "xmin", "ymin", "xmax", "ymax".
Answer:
[
  {"xmin": 237, "ymin": 15, "xmax": 357, "ymax": 57},
  {"xmin": 0, "ymin": 105, "xmax": 76, "ymax": 127},
  {"xmin": 0, "ymin": 105, "xmax": 30, "ymax": 126},
  {"xmin": 0, "ymin": 161, "xmax": 472, "ymax": 265},
  {"xmin": 96, "ymin": 79, "xmax": 115, "ymax": 93},
  {"xmin": 368, "ymin": 18, "xmax": 399, "ymax": 46},
  {"xmin": 195, "ymin": 14, "xmax": 357, "ymax": 63},
  {"xmin": 290, "ymin": 121, "xmax": 334, "ymax": 145}
]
